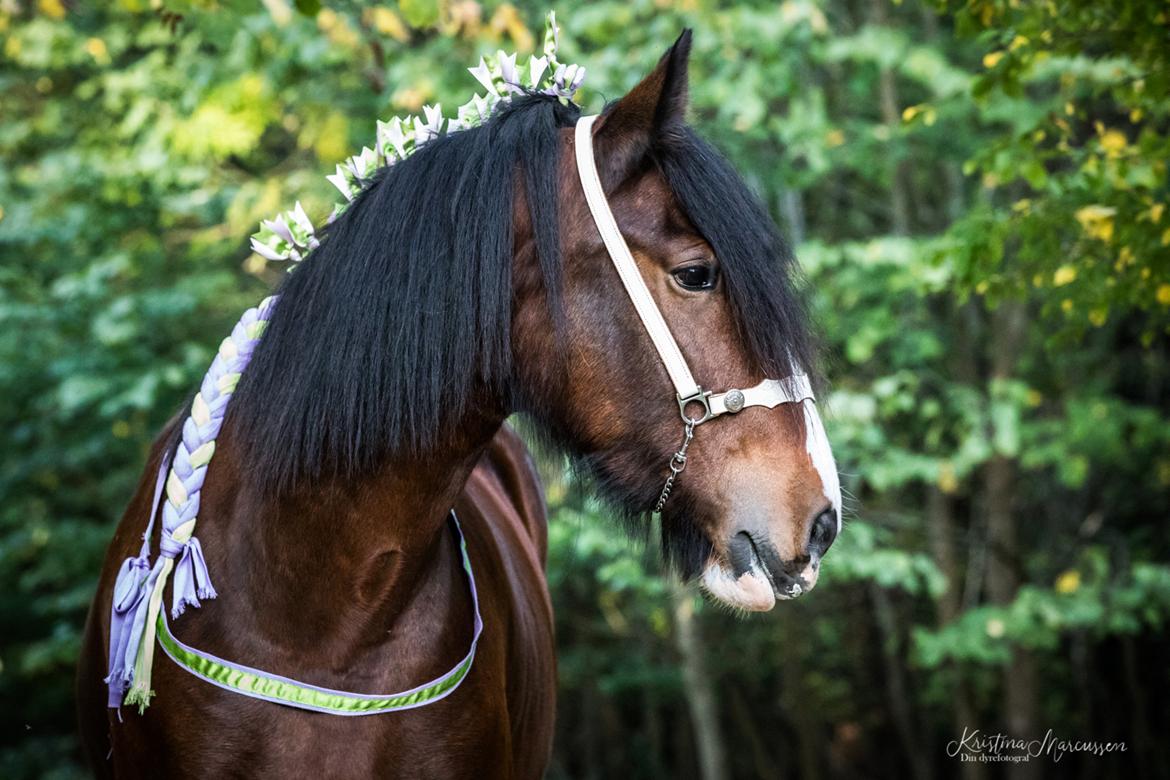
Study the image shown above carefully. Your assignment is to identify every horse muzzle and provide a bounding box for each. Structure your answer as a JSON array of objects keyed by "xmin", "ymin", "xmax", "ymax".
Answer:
[{"xmin": 700, "ymin": 506, "xmax": 837, "ymax": 612}]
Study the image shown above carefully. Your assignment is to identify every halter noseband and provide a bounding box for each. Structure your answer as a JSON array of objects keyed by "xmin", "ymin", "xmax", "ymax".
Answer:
[{"xmin": 573, "ymin": 115, "xmax": 815, "ymax": 510}]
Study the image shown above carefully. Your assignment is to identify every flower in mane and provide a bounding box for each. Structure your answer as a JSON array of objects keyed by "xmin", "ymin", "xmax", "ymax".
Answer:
[{"xmin": 249, "ymin": 11, "xmax": 584, "ymax": 265}]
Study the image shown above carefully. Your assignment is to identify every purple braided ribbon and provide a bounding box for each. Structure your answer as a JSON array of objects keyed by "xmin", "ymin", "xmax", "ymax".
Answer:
[{"xmin": 106, "ymin": 296, "xmax": 278, "ymax": 710}]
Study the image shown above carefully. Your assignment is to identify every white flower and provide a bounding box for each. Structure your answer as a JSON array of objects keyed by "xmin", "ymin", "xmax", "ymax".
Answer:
[
  {"xmin": 290, "ymin": 201, "xmax": 314, "ymax": 236},
  {"xmin": 468, "ymin": 58, "xmax": 498, "ymax": 96},
  {"xmin": 326, "ymin": 164, "xmax": 357, "ymax": 201},
  {"xmin": 421, "ymin": 104, "xmax": 445, "ymax": 138},
  {"xmin": 250, "ymin": 236, "xmax": 286, "ymax": 261},
  {"xmin": 261, "ymin": 216, "xmax": 294, "ymax": 245},
  {"xmin": 528, "ymin": 55, "xmax": 549, "ymax": 88},
  {"xmin": 499, "ymin": 51, "xmax": 522, "ymax": 94},
  {"xmin": 377, "ymin": 117, "xmax": 408, "ymax": 160}
]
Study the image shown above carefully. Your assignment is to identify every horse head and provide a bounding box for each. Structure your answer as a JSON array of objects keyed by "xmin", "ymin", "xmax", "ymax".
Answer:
[{"xmin": 513, "ymin": 33, "xmax": 841, "ymax": 611}]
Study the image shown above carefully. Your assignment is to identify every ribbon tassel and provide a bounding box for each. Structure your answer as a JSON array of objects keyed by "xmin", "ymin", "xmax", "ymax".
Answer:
[
  {"xmin": 169, "ymin": 535, "xmax": 216, "ymax": 618},
  {"xmin": 104, "ymin": 556, "xmax": 152, "ymax": 707}
]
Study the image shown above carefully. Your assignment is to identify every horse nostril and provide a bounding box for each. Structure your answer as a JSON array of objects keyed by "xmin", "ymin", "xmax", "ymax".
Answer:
[{"xmin": 806, "ymin": 507, "xmax": 838, "ymax": 558}]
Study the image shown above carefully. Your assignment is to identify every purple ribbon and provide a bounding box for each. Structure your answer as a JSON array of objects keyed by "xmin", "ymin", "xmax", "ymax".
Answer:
[
  {"xmin": 104, "ymin": 456, "xmax": 168, "ymax": 708},
  {"xmin": 164, "ymin": 532, "xmax": 216, "ymax": 618}
]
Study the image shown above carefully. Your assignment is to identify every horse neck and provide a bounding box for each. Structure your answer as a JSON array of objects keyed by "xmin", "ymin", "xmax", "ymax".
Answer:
[{"xmin": 205, "ymin": 409, "xmax": 503, "ymax": 656}]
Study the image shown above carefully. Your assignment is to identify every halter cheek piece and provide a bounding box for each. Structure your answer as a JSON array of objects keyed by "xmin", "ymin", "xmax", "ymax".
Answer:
[{"xmin": 573, "ymin": 115, "xmax": 815, "ymax": 511}]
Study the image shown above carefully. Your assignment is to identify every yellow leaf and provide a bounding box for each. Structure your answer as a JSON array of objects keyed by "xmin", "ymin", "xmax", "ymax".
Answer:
[
  {"xmin": 490, "ymin": 4, "xmax": 534, "ymax": 51},
  {"xmin": 1075, "ymin": 204, "xmax": 1116, "ymax": 242},
  {"xmin": 85, "ymin": 37, "xmax": 109, "ymax": 64},
  {"xmin": 937, "ymin": 462, "xmax": 958, "ymax": 494},
  {"xmin": 1053, "ymin": 265, "xmax": 1077, "ymax": 286},
  {"xmin": 983, "ymin": 51, "xmax": 1004, "ymax": 69},
  {"xmin": 1099, "ymin": 129, "xmax": 1127, "ymax": 158},
  {"xmin": 1148, "ymin": 203, "xmax": 1164, "ymax": 224},
  {"xmin": 1061, "ymin": 298, "xmax": 1073, "ymax": 313},
  {"xmin": 244, "ymin": 253, "xmax": 268, "ymax": 275},
  {"xmin": 369, "ymin": 6, "xmax": 410, "ymax": 42},
  {"xmin": 1009, "ymin": 35, "xmax": 1029, "ymax": 51},
  {"xmin": 1055, "ymin": 570, "xmax": 1080, "ymax": 594},
  {"xmin": 1088, "ymin": 308, "xmax": 1108, "ymax": 326},
  {"xmin": 1130, "ymin": 108, "xmax": 1144, "ymax": 123},
  {"xmin": 1157, "ymin": 284, "xmax": 1170, "ymax": 305},
  {"xmin": 1065, "ymin": 101, "xmax": 1075, "ymax": 116},
  {"xmin": 312, "ymin": 112, "xmax": 349, "ymax": 163},
  {"xmin": 38, "ymin": 0, "xmax": 66, "ymax": 20},
  {"xmin": 825, "ymin": 129, "xmax": 845, "ymax": 148},
  {"xmin": 901, "ymin": 105, "xmax": 920, "ymax": 122}
]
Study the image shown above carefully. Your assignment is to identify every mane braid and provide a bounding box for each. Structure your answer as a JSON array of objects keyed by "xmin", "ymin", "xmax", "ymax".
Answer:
[{"xmin": 230, "ymin": 95, "xmax": 580, "ymax": 495}]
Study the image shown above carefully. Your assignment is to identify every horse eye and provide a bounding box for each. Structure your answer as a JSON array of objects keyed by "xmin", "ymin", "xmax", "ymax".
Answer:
[{"xmin": 672, "ymin": 265, "xmax": 718, "ymax": 291}]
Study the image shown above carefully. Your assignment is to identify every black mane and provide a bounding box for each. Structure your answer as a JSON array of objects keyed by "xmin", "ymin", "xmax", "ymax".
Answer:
[
  {"xmin": 229, "ymin": 95, "xmax": 815, "ymax": 495},
  {"xmin": 231, "ymin": 95, "xmax": 578, "ymax": 493}
]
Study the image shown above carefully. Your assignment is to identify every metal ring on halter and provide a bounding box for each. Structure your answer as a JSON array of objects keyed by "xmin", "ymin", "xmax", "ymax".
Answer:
[{"xmin": 677, "ymin": 389, "xmax": 714, "ymax": 425}]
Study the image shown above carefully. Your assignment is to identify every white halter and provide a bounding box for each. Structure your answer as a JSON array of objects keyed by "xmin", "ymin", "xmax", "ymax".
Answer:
[
  {"xmin": 574, "ymin": 114, "xmax": 837, "ymax": 515},
  {"xmin": 573, "ymin": 114, "xmax": 815, "ymax": 423}
]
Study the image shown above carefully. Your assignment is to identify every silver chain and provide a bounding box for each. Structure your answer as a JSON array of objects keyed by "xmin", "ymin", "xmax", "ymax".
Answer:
[{"xmin": 654, "ymin": 418, "xmax": 697, "ymax": 513}]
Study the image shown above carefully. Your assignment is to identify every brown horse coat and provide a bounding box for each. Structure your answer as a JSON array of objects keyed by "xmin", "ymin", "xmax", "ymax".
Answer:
[{"xmin": 76, "ymin": 423, "xmax": 555, "ymax": 779}]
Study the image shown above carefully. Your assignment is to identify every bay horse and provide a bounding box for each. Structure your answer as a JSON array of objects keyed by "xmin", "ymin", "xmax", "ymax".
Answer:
[{"xmin": 77, "ymin": 32, "xmax": 840, "ymax": 778}]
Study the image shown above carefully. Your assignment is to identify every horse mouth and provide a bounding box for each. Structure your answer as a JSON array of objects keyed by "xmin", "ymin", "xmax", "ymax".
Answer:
[{"xmin": 699, "ymin": 531, "xmax": 812, "ymax": 612}]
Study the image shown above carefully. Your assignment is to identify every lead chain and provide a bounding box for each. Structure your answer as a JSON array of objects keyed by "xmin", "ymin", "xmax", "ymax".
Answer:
[{"xmin": 654, "ymin": 418, "xmax": 697, "ymax": 513}]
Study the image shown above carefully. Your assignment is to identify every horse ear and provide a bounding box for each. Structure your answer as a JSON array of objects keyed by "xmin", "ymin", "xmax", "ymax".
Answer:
[{"xmin": 592, "ymin": 29, "xmax": 692, "ymax": 186}]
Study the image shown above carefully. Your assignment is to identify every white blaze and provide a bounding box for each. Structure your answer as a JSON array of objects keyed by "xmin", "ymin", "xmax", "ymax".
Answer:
[{"xmin": 802, "ymin": 399, "xmax": 841, "ymax": 531}]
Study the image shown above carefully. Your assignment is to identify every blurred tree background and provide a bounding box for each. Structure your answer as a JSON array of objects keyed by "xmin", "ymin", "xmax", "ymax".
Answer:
[{"xmin": 2, "ymin": 0, "xmax": 1168, "ymax": 778}]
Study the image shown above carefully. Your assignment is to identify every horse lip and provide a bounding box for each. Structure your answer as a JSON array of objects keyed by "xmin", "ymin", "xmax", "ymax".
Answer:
[
  {"xmin": 744, "ymin": 533, "xmax": 781, "ymax": 594},
  {"xmin": 742, "ymin": 531, "xmax": 808, "ymax": 599},
  {"xmin": 731, "ymin": 530, "xmax": 780, "ymax": 593}
]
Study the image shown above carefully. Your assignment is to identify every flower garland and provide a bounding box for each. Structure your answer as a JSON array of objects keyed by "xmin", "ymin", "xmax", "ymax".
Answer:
[{"xmin": 248, "ymin": 11, "xmax": 585, "ymax": 265}]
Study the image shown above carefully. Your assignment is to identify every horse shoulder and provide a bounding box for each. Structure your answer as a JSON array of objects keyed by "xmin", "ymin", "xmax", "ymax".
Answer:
[{"xmin": 456, "ymin": 422, "xmax": 555, "ymax": 779}]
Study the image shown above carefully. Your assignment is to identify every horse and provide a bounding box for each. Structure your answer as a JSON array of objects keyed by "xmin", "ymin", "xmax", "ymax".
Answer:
[{"xmin": 77, "ymin": 31, "xmax": 840, "ymax": 779}]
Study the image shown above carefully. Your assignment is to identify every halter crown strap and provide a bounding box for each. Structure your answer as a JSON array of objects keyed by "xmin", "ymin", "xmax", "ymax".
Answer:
[
  {"xmin": 574, "ymin": 114, "xmax": 702, "ymax": 402},
  {"xmin": 574, "ymin": 115, "xmax": 814, "ymax": 423}
]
